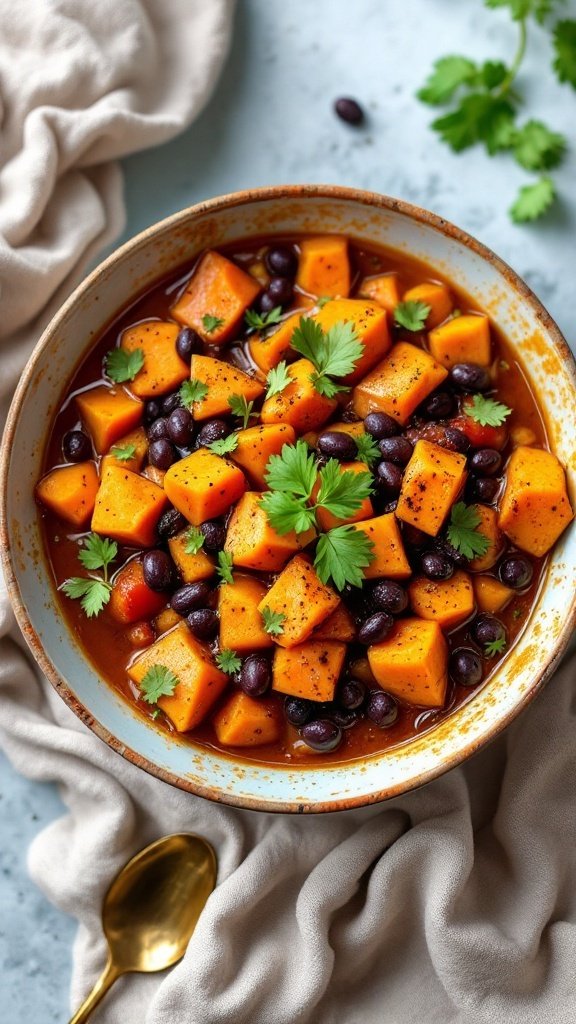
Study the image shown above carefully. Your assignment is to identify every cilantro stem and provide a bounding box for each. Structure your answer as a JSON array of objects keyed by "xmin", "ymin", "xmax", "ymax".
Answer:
[{"xmin": 497, "ymin": 18, "xmax": 527, "ymax": 98}]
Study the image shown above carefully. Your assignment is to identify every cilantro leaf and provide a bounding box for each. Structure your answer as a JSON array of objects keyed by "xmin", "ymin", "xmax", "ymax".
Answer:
[
  {"xmin": 265, "ymin": 361, "xmax": 292, "ymax": 398},
  {"xmin": 139, "ymin": 664, "xmax": 179, "ymax": 705},
  {"xmin": 201, "ymin": 313, "xmax": 224, "ymax": 334},
  {"xmin": 228, "ymin": 394, "xmax": 255, "ymax": 430},
  {"xmin": 446, "ymin": 502, "xmax": 491, "ymax": 559},
  {"xmin": 105, "ymin": 347, "xmax": 144, "ymax": 384},
  {"xmin": 264, "ymin": 439, "xmax": 317, "ymax": 498},
  {"xmin": 354, "ymin": 431, "xmax": 381, "ymax": 467},
  {"xmin": 259, "ymin": 490, "xmax": 316, "ymax": 536},
  {"xmin": 484, "ymin": 0, "xmax": 532, "ymax": 19},
  {"xmin": 216, "ymin": 550, "xmax": 234, "ymax": 585},
  {"xmin": 512, "ymin": 120, "xmax": 566, "ymax": 170},
  {"xmin": 216, "ymin": 649, "xmax": 242, "ymax": 675},
  {"xmin": 315, "ymin": 460, "xmax": 373, "ymax": 520},
  {"xmin": 316, "ymin": 296, "xmax": 332, "ymax": 309},
  {"xmin": 314, "ymin": 526, "xmax": 375, "ymax": 591},
  {"xmin": 261, "ymin": 606, "xmax": 286, "ymax": 636},
  {"xmin": 184, "ymin": 526, "xmax": 205, "ymax": 555},
  {"xmin": 77, "ymin": 534, "xmax": 117, "ymax": 575},
  {"xmin": 480, "ymin": 60, "xmax": 509, "ymax": 89},
  {"xmin": 510, "ymin": 176, "xmax": 556, "ymax": 222},
  {"xmin": 467, "ymin": 394, "xmax": 512, "ymax": 427},
  {"xmin": 432, "ymin": 94, "xmax": 515, "ymax": 154},
  {"xmin": 110, "ymin": 442, "xmax": 137, "ymax": 462},
  {"xmin": 60, "ymin": 577, "xmax": 112, "ymax": 618},
  {"xmin": 291, "ymin": 317, "xmax": 362, "ymax": 396},
  {"xmin": 245, "ymin": 306, "xmax": 283, "ymax": 331},
  {"xmin": 208, "ymin": 433, "xmax": 239, "ymax": 456},
  {"xmin": 180, "ymin": 378, "xmax": 208, "ymax": 409},
  {"xmin": 485, "ymin": 636, "xmax": 507, "ymax": 657},
  {"xmin": 394, "ymin": 300, "xmax": 431, "ymax": 332},
  {"xmin": 418, "ymin": 55, "xmax": 478, "ymax": 105},
  {"xmin": 553, "ymin": 20, "xmax": 576, "ymax": 88}
]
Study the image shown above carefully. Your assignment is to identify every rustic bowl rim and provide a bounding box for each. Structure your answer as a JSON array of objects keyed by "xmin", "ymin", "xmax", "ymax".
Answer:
[{"xmin": 2, "ymin": 183, "xmax": 575, "ymax": 813}]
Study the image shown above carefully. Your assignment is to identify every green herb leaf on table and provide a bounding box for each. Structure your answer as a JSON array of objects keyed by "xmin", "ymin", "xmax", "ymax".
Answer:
[
  {"xmin": 265, "ymin": 361, "xmax": 292, "ymax": 399},
  {"xmin": 201, "ymin": 313, "xmax": 225, "ymax": 334},
  {"xmin": 354, "ymin": 432, "xmax": 381, "ymax": 467},
  {"xmin": 431, "ymin": 94, "xmax": 515, "ymax": 154},
  {"xmin": 316, "ymin": 460, "xmax": 373, "ymax": 520},
  {"xmin": 60, "ymin": 577, "xmax": 112, "ymax": 618},
  {"xmin": 245, "ymin": 307, "xmax": 283, "ymax": 331},
  {"xmin": 208, "ymin": 433, "xmax": 239, "ymax": 456},
  {"xmin": 77, "ymin": 533, "xmax": 118, "ymax": 573},
  {"xmin": 509, "ymin": 176, "xmax": 556, "ymax": 223},
  {"xmin": 467, "ymin": 394, "xmax": 512, "ymax": 426},
  {"xmin": 512, "ymin": 120, "xmax": 566, "ymax": 170},
  {"xmin": 180, "ymin": 378, "xmax": 209, "ymax": 409},
  {"xmin": 446, "ymin": 502, "xmax": 491, "ymax": 560},
  {"xmin": 140, "ymin": 664, "xmax": 179, "ymax": 705},
  {"xmin": 394, "ymin": 300, "xmax": 431, "ymax": 332},
  {"xmin": 259, "ymin": 490, "xmax": 317, "ymax": 536},
  {"xmin": 110, "ymin": 442, "xmax": 137, "ymax": 462},
  {"xmin": 291, "ymin": 317, "xmax": 363, "ymax": 398},
  {"xmin": 228, "ymin": 394, "xmax": 255, "ymax": 430},
  {"xmin": 314, "ymin": 526, "xmax": 375, "ymax": 591},
  {"xmin": 184, "ymin": 526, "xmax": 205, "ymax": 555},
  {"xmin": 418, "ymin": 55, "xmax": 479, "ymax": 105},
  {"xmin": 264, "ymin": 438, "xmax": 318, "ymax": 498},
  {"xmin": 485, "ymin": 636, "xmax": 507, "ymax": 657},
  {"xmin": 261, "ymin": 606, "xmax": 286, "ymax": 636},
  {"xmin": 553, "ymin": 19, "xmax": 576, "ymax": 88},
  {"xmin": 216, "ymin": 550, "xmax": 234, "ymax": 585},
  {"xmin": 216, "ymin": 649, "xmax": 242, "ymax": 675},
  {"xmin": 105, "ymin": 347, "xmax": 144, "ymax": 384}
]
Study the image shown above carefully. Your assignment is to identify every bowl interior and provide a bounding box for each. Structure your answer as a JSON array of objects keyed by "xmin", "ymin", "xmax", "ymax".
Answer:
[{"xmin": 3, "ymin": 186, "xmax": 575, "ymax": 812}]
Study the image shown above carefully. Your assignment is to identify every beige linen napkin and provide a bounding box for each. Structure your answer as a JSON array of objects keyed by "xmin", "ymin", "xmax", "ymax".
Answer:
[{"xmin": 1, "ymin": 3, "xmax": 576, "ymax": 1023}]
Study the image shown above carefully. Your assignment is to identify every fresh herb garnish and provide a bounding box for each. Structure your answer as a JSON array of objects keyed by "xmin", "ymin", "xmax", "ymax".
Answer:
[
  {"xmin": 180, "ymin": 379, "xmax": 208, "ymax": 409},
  {"xmin": 110, "ymin": 442, "xmax": 137, "ymax": 462},
  {"xmin": 216, "ymin": 550, "xmax": 234, "ymax": 585},
  {"xmin": 201, "ymin": 313, "xmax": 224, "ymax": 334},
  {"xmin": 105, "ymin": 347, "xmax": 144, "ymax": 384},
  {"xmin": 228, "ymin": 394, "xmax": 255, "ymax": 430},
  {"xmin": 446, "ymin": 502, "xmax": 491, "ymax": 560},
  {"xmin": 510, "ymin": 176, "xmax": 556, "ymax": 223},
  {"xmin": 140, "ymin": 664, "xmax": 179, "ymax": 704},
  {"xmin": 466, "ymin": 394, "xmax": 512, "ymax": 426},
  {"xmin": 208, "ymin": 433, "xmax": 239, "ymax": 456},
  {"xmin": 314, "ymin": 526, "xmax": 375, "ymax": 591},
  {"xmin": 261, "ymin": 607, "xmax": 286, "ymax": 636},
  {"xmin": 60, "ymin": 533, "xmax": 118, "ymax": 618},
  {"xmin": 265, "ymin": 361, "xmax": 292, "ymax": 398},
  {"xmin": 216, "ymin": 649, "xmax": 242, "ymax": 675},
  {"xmin": 291, "ymin": 317, "xmax": 362, "ymax": 398},
  {"xmin": 245, "ymin": 307, "xmax": 283, "ymax": 331},
  {"xmin": 553, "ymin": 19, "xmax": 576, "ymax": 88},
  {"xmin": 353, "ymin": 432, "xmax": 381, "ymax": 468},
  {"xmin": 394, "ymin": 300, "xmax": 431, "ymax": 332},
  {"xmin": 484, "ymin": 636, "xmax": 507, "ymax": 657},
  {"xmin": 316, "ymin": 296, "xmax": 332, "ymax": 309},
  {"xmin": 184, "ymin": 526, "xmax": 205, "ymax": 555}
]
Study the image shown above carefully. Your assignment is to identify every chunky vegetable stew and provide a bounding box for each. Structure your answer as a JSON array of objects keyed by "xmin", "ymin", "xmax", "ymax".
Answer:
[{"xmin": 36, "ymin": 234, "xmax": 574, "ymax": 763}]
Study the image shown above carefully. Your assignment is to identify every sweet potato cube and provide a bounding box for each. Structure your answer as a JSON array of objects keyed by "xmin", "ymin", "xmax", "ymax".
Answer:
[
  {"xmin": 128, "ymin": 621, "xmax": 228, "ymax": 731},
  {"xmin": 109, "ymin": 560, "xmax": 167, "ymax": 624},
  {"xmin": 313, "ymin": 298, "xmax": 391, "ymax": 383},
  {"xmin": 218, "ymin": 574, "xmax": 273, "ymax": 653},
  {"xmin": 358, "ymin": 273, "xmax": 400, "ymax": 314},
  {"xmin": 468, "ymin": 504, "xmax": 504, "ymax": 571},
  {"xmin": 91, "ymin": 466, "xmax": 169, "ymax": 547},
  {"xmin": 429, "ymin": 314, "xmax": 491, "ymax": 368},
  {"xmin": 408, "ymin": 570, "xmax": 475, "ymax": 631},
  {"xmin": 231, "ymin": 423, "xmax": 296, "ymax": 490},
  {"xmin": 311, "ymin": 603, "xmax": 357, "ymax": 642},
  {"xmin": 352, "ymin": 514, "xmax": 411, "ymax": 579},
  {"xmin": 168, "ymin": 530, "xmax": 215, "ymax": 584},
  {"xmin": 164, "ymin": 449, "xmax": 246, "ymax": 526},
  {"xmin": 258, "ymin": 554, "xmax": 340, "ymax": 648},
  {"xmin": 402, "ymin": 282, "xmax": 452, "ymax": 328},
  {"xmin": 213, "ymin": 692, "xmax": 282, "ymax": 747},
  {"xmin": 119, "ymin": 321, "xmax": 189, "ymax": 399},
  {"xmin": 189, "ymin": 354, "xmax": 264, "ymax": 421},
  {"xmin": 313, "ymin": 462, "xmax": 374, "ymax": 531},
  {"xmin": 498, "ymin": 446, "xmax": 574, "ymax": 557},
  {"xmin": 272, "ymin": 640, "xmax": 346, "ymax": 701},
  {"xmin": 225, "ymin": 492, "xmax": 315, "ymax": 572},
  {"xmin": 35, "ymin": 462, "xmax": 99, "ymax": 528},
  {"xmin": 75, "ymin": 385, "xmax": 143, "ymax": 454},
  {"xmin": 352, "ymin": 342, "xmax": 448, "ymax": 424},
  {"xmin": 296, "ymin": 236, "xmax": 350, "ymax": 298},
  {"xmin": 248, "ymin": 312, "xmax": 301, "ymax": 374},
  {"xmin": 171, "ymin": 250, "xmax": 261, "ymax": 345},
  {"xmin": 396, "ymin": 440, "xmax": 467, "ymax": 537},
  {"xmin": 474, "ymin": 575, "xmax": 514, "ymax": 615},
  {"xmin": 100, "ymin": 427, "xmax": 148, "ymax": 475},
  {"xmin": 155, "ymin": 608, "xmax": 183, "ymax": 634},
  {"xmin": 260, "ymin": 358, "xmax": 337, "ymax": 433},
  {"xmin": 368, "ymin": 618, "xmax": 448, "ymax": 708}
]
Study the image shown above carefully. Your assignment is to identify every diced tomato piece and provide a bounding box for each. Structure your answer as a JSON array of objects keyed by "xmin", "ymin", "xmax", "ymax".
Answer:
[
  {"xmin": 451, "ymin": 401, "xmax": 508, "ymax": 451},
  {"xmin": 109, "ymin": 561, "xmax": 167, "ymax": 624}
]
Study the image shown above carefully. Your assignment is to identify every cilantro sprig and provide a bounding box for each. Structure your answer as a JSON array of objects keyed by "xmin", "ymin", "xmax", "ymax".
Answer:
[
  {"xmin": 110, "ymin": 442, "xmax": 137, "ymax": 462},
  {"xmin": 446, "ymin": 503, "xmax": 491, "ymax": 560},
  {"xmin": 228, "ymin": 394, "xmax": 256, "ymax": 430},
  {"xmin": 216, "ymin": 550, "xmax": 234, "ymax": 585},
  {"xmin": 484, "ymin": 636, "xmax": 507, "ymax": 657},
  {"xmin": 140, "ymin": 665, "xmax": 179, "ymax": 705},
  {"xmin": 466, "ymin": 394, "xmax": 512, "ymax": 427},
  {"xmin": 180, "ymin": 379, "xmax": 208, "ymax": 409},
  {"xmin": 261, "ymin": 607, "xmax": 286, "ymax": 636},
  {"xmin": 265, "ymin": 361, "xmax": 292, "ymax": 399},
  {"xmin": 201, "ymin": 313, "xmax": 224, "ymax": 334},
  {"xmin": 216, "ymin": 649, "xmax": 242, "ymax": 675},
  {"xmin": 184, "ymin": 526, "xmax": 205, "ymax": 555},
  {"xmin": 394, "ymin": 301, "xmax": 431, "ymax": 332},
  {"xmin": 60, "ymin": 533, "xmax": 118, "ymax": 618},
  {"xmin": 208, "ymin": 433, "xmax": 239, "ymax": 456},
  {"xmin": 354, "ymin": 431, "xmax": 380, "ymax": 468},
  {"xmin": 245, "ymin": 307, "xmax": 283, "ymax": 332},
  {"xmin": 291, "ymin": 317, "xmax": 363, "ymax": 398},
  {"xmin": 105, "ymin": 347, "xmax": 144, "ymax": 384}
]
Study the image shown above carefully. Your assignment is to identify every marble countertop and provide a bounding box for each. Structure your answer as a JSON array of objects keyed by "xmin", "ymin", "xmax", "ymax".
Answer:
[{"xmin": 1, "ymin": 0, "xmax": 573, "ymax": 1019}]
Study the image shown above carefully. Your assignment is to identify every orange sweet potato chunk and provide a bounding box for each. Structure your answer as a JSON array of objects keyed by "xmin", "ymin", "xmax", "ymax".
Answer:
[
  {"xmin": 213, "ymin": 692, "xmax": 282, "ymax": 747},
  {"xmin": 91, "ymin": 466, "xmax": 169, "ymax": 547},
  {"xmin": 100, "ymin": 427, "xmax": 148, "ymax": 475},
  {"xmin": 189, "ymin": 354, "xmax": 264, "ymax": 421},
  {"xmin": 352, "ymin": 342, "xmax": 448, "ymax": 424},
  {"xmin": 473, "ymin": 575, "xmax": 514, "ymax": 615},
  {"xmin": 164, "ymin": 449, "xmax": 246, "ymax": 526},
  {"xmin": 312, "ymin": 298, "xmax": 391, "ymax": 384},
  {"xmin": 368, "ymin": 618, "xmax": 448, "ymax": 708},
  {"xmin": 168, "ymin": 530, "xmax": 215, "ymax": 584},
  {"xmin": 296, "ymin": 236, "xmax": 350, "ymax": 298},
  {"xmin": 260, "ymin": 358, "xmax": 337, "ymax": 433},
  {"xmin": 272, "ymin": 640, "xmax": 346, "ymax": 701},
  {"xmin": 498, "ymin": 446, "xmax": 574, "ymax": 557},
  {"xmin": 352, "ymin": 514, "xmax": 411, "ymax": 579},
  {"xmin": 248, "ymin": 312, "xmax": 301, "ymax": 375},
  {"xmin": 313, "ymin": 461, "xmax": 374, "ymax": 531},
  {"xmin": 231, "ymin": 423, "xmax": 296, "ymax": 490},
  {"xmin": 428, "ymin": 314, "xmax": 491, "ymax": 368},
  {"xmin": 258, "ymin": 554, "xmax": 340, "ymax": 648},
  {"xmin": 408, "ymin": 571, "xmax": 475, "ymax": 631},
  {"xmin": 120, "ymin": 321, "xmax": 189, "ymax": 399},
  {"xmin": 358, "ymin": 273, "xmax": 401, "ymax": 314},
  {"xmin": 468, "ymin": 504, "xmax": 504, "ymax": 571},
  {"xmin": 109, "ymin": 560, "xmax": 167, "ymax": 624},
  {"xmin": 403, "ymin": 282, "xmax": 452, "ymax": 328},
  {"xmin": 36, "ymin": 462, "xmax": 99, "ymax": 528},
  {"xmin": 218, "ymin": 574, "xmax": 273, "ymax": 653},
  {"xmin": 311, "ymin": 603, "xmax": 357, "ymax": 642},
  {"xmin": 225, "ymin": 492, "xmax": 315, "ymax": 571},
  {"xmin": 128, "ymin": 621, "xmax": 228, "ymax": 731},
  {"xmin": 171, "ymin": 250, "xmax": 261, "ymax": 345},
  {"xmin": 396, "ymin": 440, "xmax": 467, "ymax": 537},
  {"xmin": 75, "ymin": 385, "xmax": 143, "ymax": 454}
]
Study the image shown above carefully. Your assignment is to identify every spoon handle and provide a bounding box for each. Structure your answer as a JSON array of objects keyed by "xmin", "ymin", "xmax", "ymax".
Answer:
[{"xmin": 69, "ymin": 957, "xmax": 121, "ymax": 1024}]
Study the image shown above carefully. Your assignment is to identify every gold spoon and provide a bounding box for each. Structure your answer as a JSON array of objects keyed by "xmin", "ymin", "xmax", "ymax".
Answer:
[{"xmin": 69, "ymin": 833, "xmax": 217, "ymax": 1024}]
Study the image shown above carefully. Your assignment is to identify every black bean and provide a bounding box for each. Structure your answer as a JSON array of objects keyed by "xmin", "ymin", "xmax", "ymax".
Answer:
[
  {"xmin": 334, "ymin": 97, "xmax": 365, "ymax": 125},
  {"xmin": 366, "ymin": 690, "xmax": 398, "ymax": 727},
  {"xmin": 435, "ymin": 538, "xmax": 469, "ymax": 569},
  {"xmin": 171, "ymin": 582, "xmax": 212, "ymax": 616},
  {"xmin": 148, "ymin": 438, "xmax": 176, "ymax": 470},
  {"xmin": 378, "ymin": 436, "xmax": 413, "ymax": 465},
  {"xmin": 450, "ymin": 648, "xmax": 483, "ymax": 687},
  {"xmin": 442, "ymin": 427, "xmax": 470, "ymax": 454},
  {"xmin": 470, "ymin": 448, "xmax": 503, "ymax": 477},
  {"xmin": 421, "ymin": 550, "xmax": 454, "ymax": 581},
  {"xmin": 239, "ymin": 655, "xmax": 271, "ymax": 697},
  {"xmin": 265, "ymin": 246, "xmax": 297, "ymax": 278},
  {"xmin": 364, "ymin": 411, "xmax": 399, "ymax": 440},
  {"xmin": 467, "ymin": 476, "xmax": 500, "ymax": 504},
  {"xmin": 371, "ymin": 580, "xmax": 408, "ymax": 615},
  {"xmin": 195, "ymin": 420, "xmax": 229, "ymax": 448},
  {"xmin": 161, "ymin": 391, "xmax": 182, "ymax": 416},
  {"xmin": 62, "ymin": 430, "xmax": 91, "ymax": 463},
  {"xmin": 147, "ymin": 417, "xmax": 169, "ymax": 441},
  {"xmin": 381, "ymin": 499, "xmax": 398, "ymax": 514},
  {"xmin": 330, "ymin": 707, "xmax": 358, "ymax": 729},
  {"xmin": 375, "ymin": 460, "xmax": 403, "ymax": 497},
  {"xmin": 338, "ymin": 678, "xmax": 367, "ymax": 710},
  {"xmin": 358, "ymin": 611, "xmax": 394, "ymax": 645},
  {"xmin": 142, "ymin": 550, "xmax": 174, "ymax": 591},
  {"xmin": 284, "ymin": 696, "xmax": 313, "ymax": 727},
  {"xmin": 267, "ymin": 276, "xmax": 293, "ymax": 307},
  {"xmin": 187, "ymin": 608, "xmax": 219, "ymax": 640},
  {"xmin": 420, "ymin": 390, "xmax": 456, "ymax": 421},
  {"xmin": 144, "ymin": 399, "xmax": 162, "ymax": 424},
  {"xmin": 471, "ymin": 614, "xmax": 506, "ymax": 648},
  {"xmin": 167, "ymin": 407, "xmax": 194, "ymax": 447},
  {"xmin": 258, "ymin": 291, "xmax": 278, "ymax": 315},
  {"xmin": 199, "ymin": 520, "xmax": 226, "ymax": 552},
  {"xmin": 499, "ymin": 555, "xmax": 533, "ymax": 590},
  {"xmin": 317, "ymin": 431, "xmax": 358, "ymax": 461},
  {"xmin": 156, "ymin": 508, "xmax": 187, "ymax": 540},
  {"xmin": 450, "ymin": 363, "xmax": 491, "ymax": 392},
  {"xmin": 402, "ymin": 523, "xmax": 428, "ymax": 549},
  {"xmin": 300, "ymin": 719, "xmax": 342, "ymax": 752},
  {"xmin": 176, "ymin": 326, "xmax": 201, "ymax": 363}
]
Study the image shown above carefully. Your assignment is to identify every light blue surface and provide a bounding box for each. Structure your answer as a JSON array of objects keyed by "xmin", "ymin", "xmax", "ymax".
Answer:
[{"xmin": 1, "ymin": 0, "xmax": 574, "ymax": 1020}]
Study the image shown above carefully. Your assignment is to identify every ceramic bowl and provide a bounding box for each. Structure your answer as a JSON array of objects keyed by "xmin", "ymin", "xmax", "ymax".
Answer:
[{"xmin": 2, "ymin": 185, "xmax": 575, "ymax": 812}]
